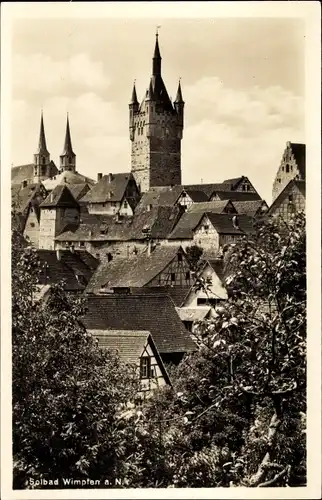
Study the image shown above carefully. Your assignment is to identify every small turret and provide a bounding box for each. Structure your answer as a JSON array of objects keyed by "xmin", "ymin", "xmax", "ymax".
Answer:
[
  {"xmin": 33, "ymin": 111, "xmax": 51, "ymax": 182},
  {"xmin": 174, "ymin": 80, "xmax": 184, "ymax": 130},
  {"xmin": 60, "ymin": 114, "xmax": 76, "ymax": 173},
  {"xmin": 129, "ymin": 82, "xmax": 139, "ymax": 141}
]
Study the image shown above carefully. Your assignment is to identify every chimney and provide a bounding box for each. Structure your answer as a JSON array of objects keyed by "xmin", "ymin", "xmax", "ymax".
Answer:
[
  {"xmin": 56, "ymin": 248, "xmax": 62, "ymax": 261},
  {"xmin": 97, "ymin": 173, "xmax": 103, "ymax": 181},
  {"xmin": 22, "ymin": 180, "xmax": 28, "ymax": 188},
  {"xmin": 108, "ymin": 173, "xmax": 113, "ymax": 183}
]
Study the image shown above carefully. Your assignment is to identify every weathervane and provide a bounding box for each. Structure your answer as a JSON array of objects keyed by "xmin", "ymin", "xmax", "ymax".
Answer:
[{"xmin": 156, "ymin": 25, "xmax": 161, "ymax": 36}]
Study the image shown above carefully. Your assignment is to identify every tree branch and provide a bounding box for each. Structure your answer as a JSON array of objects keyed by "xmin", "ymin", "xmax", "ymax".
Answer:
[{"xmin": 258, "ymin": 465, "xmax": 290, "ymax": 487}]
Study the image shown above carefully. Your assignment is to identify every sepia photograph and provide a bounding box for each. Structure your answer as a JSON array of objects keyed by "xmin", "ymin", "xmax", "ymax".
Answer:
[{"xmin": 1, "ymin": 1, "xmax": 321, "ymax": 498}]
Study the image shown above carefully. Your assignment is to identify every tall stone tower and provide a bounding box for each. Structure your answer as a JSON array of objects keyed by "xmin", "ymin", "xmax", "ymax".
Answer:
[
  {"xmin": 129, "ymin": 34, "xmax": 184, "ymax": 193},
  {"xmin": 60, "ymin": 114, "xmax": 76, "ymax": 173},
  {"xmin": 33, "ymin": 111, "xmax": 51, "ymax": 183}
]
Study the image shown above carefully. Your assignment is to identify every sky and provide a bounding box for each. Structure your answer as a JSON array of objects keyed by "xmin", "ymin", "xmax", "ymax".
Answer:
[{"xmin": 11, "ymin": 16, "xmax": 305, "ymax": 203}]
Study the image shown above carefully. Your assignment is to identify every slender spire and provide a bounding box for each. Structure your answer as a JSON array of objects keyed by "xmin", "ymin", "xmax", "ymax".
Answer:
[
  {"xmin": 174, "ymin": 80, "xmax": 184, "ymax": 103},
  {"xmin": 37, "ymin": 110, "xmax": 49, "ymax": 155},
  {"xmin": 152, "ymin": 32, "xmax": 162, "ymax": 76},
  {"xmin": 61, "ymin": 113, "xmax": 75, "ymax": 156},
  {"xmin": 130, "ymin": 81, "xmax": 139, "ymax": 105}
]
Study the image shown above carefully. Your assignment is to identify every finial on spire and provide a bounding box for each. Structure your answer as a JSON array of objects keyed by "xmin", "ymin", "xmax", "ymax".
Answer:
[
  {"xmin": 153, "ymin": 28, "xmax": 162, "ymax": 75},
  {"xmin": 156, "ymin": 25, "xmax": 161, "ymax": 37}
]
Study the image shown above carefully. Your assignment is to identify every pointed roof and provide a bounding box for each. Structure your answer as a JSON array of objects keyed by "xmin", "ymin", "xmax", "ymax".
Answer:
[
  {"xmin": 36, "ymin": 111, "xmax": 49, "ymax": 156},
  {"xmin": 61, "ymin": 114, "xmax": 75, "ymax": 157},
  {"xmin": 130, "ymin": 82, "xmax": 139, "ymax": 105},
  {"xmin": 153, "ymin": 33, "xmax": 161, "ymax": 60},
  {"xmin": 174, "ymin": 81, "xmax": 184, "ymax": 103},
  {"xmin": 40, "ymin": 184, "xmax": 79, "ymax": 208}
]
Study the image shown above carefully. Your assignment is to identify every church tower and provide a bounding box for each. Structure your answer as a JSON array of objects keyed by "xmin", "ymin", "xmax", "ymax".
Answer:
[
  {"xmin": 33, "ymin": 111, "xmax": 51, "ymax": 183},
  {"xmin": 129, "ymin": 33, "xmax": 184, "ymax": 193},
  {"xmin": 60, "ymin": 114, "xmax": 76, "ymax": 173}
]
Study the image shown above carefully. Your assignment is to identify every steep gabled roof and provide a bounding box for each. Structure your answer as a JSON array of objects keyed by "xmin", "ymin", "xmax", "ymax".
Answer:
[
  {"xmin": 212, "ymin": 190, "xmax": 261, "ymax": 201},
  {"xmin": 267, "ymin": 179, "xmax": 306, "ymax": 215},
  {"xmin": 290, "ymin": 143, "xmax": 306, "ymax": 179},
  {"xmin": 40, "ymin": 185, "xmax": 79, "ymax": 208},
  {"xmin": 204, "ymin": 213, "xmax": 256, "ymax": 235},
  {"xmin": 89, "ymin": 329, "xmax": 171, "ymax": 385},
  {"xmin": 186, "ymin": 200, "xmax": 236, "ymax": 214},
  {"xmin": 164, "ymin": 285, "xmax": 193, "ymax": 307},
  {"xmin": 81, "ymin": 173, "xmax": 136, "ymax": 204},
  {"xmin": 168, "ymin": 212, "xmax": 205, "ymax": 239},
  {"xmin": 183, "ymin": 183, "xmax": 223, "ymax": 199},
  {"xmin": 84, "ymin": 294, "xmax": 196, "ymax": 355},
  {"xmin": 67, "ymin": 183, "xmax": 90, "ymax": 201},
  {"xmin": 11, "ymin": 183, "xmax": 47, "ymax": 214},
  {"xmin": 37, "ymin": 250, "xmax": 99, "ymax": 290},
  {"xmin": 86, "ymin": 245, "xmax": 186, "ymax": 291},
  {"xmin": 231, "ymin": 200, "xmax": 268, "ymax": 216},
  {"xmin": 11, "ymin": 161, "xmax": 58, "ymax": 184},
  {"xmin": 183, "ymin": 189, "xmax": 209, "ymax": 202},
  {"xmin": 136, "ymin": 185, "xmax": 184, "ymax": 209}
]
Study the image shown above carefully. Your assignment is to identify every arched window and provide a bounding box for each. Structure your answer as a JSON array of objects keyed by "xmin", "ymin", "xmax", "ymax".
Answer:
[{"xmin": 286, "ymin": 164, "xmax": 290, "ymax": 173}]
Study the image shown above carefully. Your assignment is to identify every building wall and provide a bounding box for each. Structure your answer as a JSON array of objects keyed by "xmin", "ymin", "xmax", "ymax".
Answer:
[
  {"xmin": 39, "ymin": 207, "xmax": 79, "ymax": 250},
  {"xmin": 184, "ymin": 263, "xmax": 228, "ymax": 307},
  {"xmin": 235, "ymin": 178, "xmax": 256, "ymax": 193},
  {"xmin": 270, "ymin": 185, "xmax": 305, "ymax": 222},
  {"xmin": 55, "ymin": 239, "xmax": 147, "ymax": 262},
  {"xmin": 176, "ymin": 192, "xmax": 193, "ymax": 209},
  {"xmin": 23, "ymin": 208, "xmax": 40, "ymax": 247},
  {"xmin": 272, "ymin": 143, "xmax": 303, "ymax": 201},
  {"xmin": 139, "ymin": 341, "xmax": 168, "ymax": 395},
  {"xmin": 87, "ymin": 201, "xmax": 121, "ymax": 215},
  {"xmin": 193, "ymin": 216, "xmax": 220, "ymax": 251},
  {"xmin": 130, "ymin": 105, "xmax": 182, "ymax": 192},
  {"xmin": 148, "ymin": 252, "xmax": 192, "ymax": 287}
]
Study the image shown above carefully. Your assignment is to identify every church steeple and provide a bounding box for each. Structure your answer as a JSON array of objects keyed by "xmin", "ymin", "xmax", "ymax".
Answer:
[
  {"xmin": 37, "ymin": 111, "xmax": 49, "ymax": 155},
  {"xmin": 152, "ymin": 33, "xmax": 161, "ymax": 76},
  {"xmin": 60, "ymin": 114, "xmax": 76, "ymax": 173},
  {"xmin": 33, "ymin": 111, "xmax": 51, "ymax": 182}
]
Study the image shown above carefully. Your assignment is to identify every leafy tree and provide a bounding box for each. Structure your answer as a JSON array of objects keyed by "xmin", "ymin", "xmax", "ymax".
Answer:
[
  {"xmin": 12, "ymin": 221, "xmax": 140, "ymax": 488},
  {"xmin": 185, "ymin": 244, "xmax": 203, "ymax": 271}
]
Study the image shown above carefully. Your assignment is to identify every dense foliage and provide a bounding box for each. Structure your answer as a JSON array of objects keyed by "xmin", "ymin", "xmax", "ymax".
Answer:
[
  {"xmin": 12, "ymin": 223, "xmax": 140, "ymax": 489},
  {"xmin": 12, "ymin": 211, "xmax": 306, "ymax": 488}
]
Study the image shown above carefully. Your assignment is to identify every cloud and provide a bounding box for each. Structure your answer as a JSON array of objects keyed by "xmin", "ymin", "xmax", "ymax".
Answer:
[
  {"xmin": 11, "ymin": 75, "xmax": 304, "ymax": 204},
  {"xmin": 13, "ymin": 53, "xmax": 110, "ymax": 95}
]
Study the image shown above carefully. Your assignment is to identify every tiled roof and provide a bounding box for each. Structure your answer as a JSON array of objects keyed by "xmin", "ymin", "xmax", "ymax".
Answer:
[
  {"xmin": 183, "ymin": 183, "xmax": 223, "ymax": 198},
  {"xmin": 37, "ymin": 250, "xmax": 99, "ymax": 290},
  {"xmin": 184, "ymin": 190, "xmax": 209, "ymax": 202},
  {"xmin": 136, "ymin": 185, "xmax": 183, "ymax": 209},
  {"xmin": 84, "ymin": 294, "xmax": 196, "ymax": 354},
  {"xmin": 86, "ymin": 245, "xmax": 185, "ymax": 291},
  {"xmin": 168, "ymin": 212, "xmax": 204, "ymax": 239},
  {"xmin": 212, "ymin": 191, "xmax": 261, "ymax": 201},
  {"xmin": 40, "ymin": 185, "xmax": 79, "ymax": 208},
  {"xmin": 67, "ymin": 183, "xmax": 91, "ymax": 201},
  {"xmin": 290, "ymin": 143, "xmax": 306, "ymax": 179},
  {"xmin": 231, "ymin": 200, "xmax": 268, "ymax": 215},
  {"xmin": 81, "ymin": 173, "xmax": 134, "ymax": 203},
  {"xmin": 176, "ymin": 306, "xmax": 212, "ymax": 322},
  {"xmin": 56, "ymin": 205, "xmax": 182, "ymax": 243},
  {"xmin": 186, "ymin": 200, "xmax": 234, "ymax": 214},
  {"xmin": 163, "ymin": 285, "xmax": 192, "ymax": 307},
  {"xmin": 222, "ymin": 177, "xmax": 244, "ymax": 186},
  {"xmin": 11, "ymin": 183, "xmax": 47, "ymax": 214},
  {"xmin": 206, "ymin": 213, "xmax": 256, "ymax": 235},
  {"xmin": 204, "ymin": 259, "xmax": 226, "ymax": 281},
  {"xmin": 42, "ymin": 170, "xmax": 95, "ymax": 191},
  {"xmin": 89, "ymin": 329, "xmax": 151, "ymax": 364}
]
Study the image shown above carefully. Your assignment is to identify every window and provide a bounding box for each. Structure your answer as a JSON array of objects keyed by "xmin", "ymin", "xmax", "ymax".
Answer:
[
  {"xmin": 140, "ymin": 357, "xmax": 151, "ymax": 379},
  {"xmin": 178, "ymin": 254, "xmax": 182, "ymax": 262},
  {"xmin": 286, "ymin": 164, "xmax": 290, "ymax": 173},
  {"xmin": 242, "ymin": 184, "xmax": 246, "ymax": 191},
  {"xmin": 107, "ymin": 252, "xmax": 113, "ymax": 262},
  {"xmin": 111, "ymin": 202, "xmax": 116, "ymax": 207},
  {"xmin": 79, "ymin": 242, "xmax": 85, "ymax": 247},
  {"xmin": 102, "ymin": 203, "xmax": 106, "ymax": 207},
  {"xmin": 288, "ymin": 194, "xmax": 293, "ymax": 202},
  {"xmin": 185, "ymin": 271, "xmax": 190, "ymax": 280},
  {"xmin": 182, "ymin": 192, "xmax": 186, "ymax": 198},
  {"xmin": 246, "ymin": 185, "xmax": 250, "ymax": 191},
  {"xmin": 171, "ymin": 273, "xmax": 175, "ymax": 282},
  {"xmin": 203, "ymin": 225, "xmax": 209, "ymax": 233},
  {"xmin": 123, "ymin": 200, "xmax": 128, "ymax": 208},
  {"xmin": 30, "ymin": 222, "xmax": 35, "ymax": 228},
  {"xmin": 290, "ymin": 165, "xmax": 293, "ymax": 171}
]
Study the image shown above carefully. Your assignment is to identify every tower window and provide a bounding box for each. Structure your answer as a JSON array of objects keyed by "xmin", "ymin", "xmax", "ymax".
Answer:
[
  {"xmin": 123, "ymin": 200, "xmax": 128, "ymax": 208},
  {"xmin": 185, "ymin": 272, "xmax": 190, "ymax": 280},
  {"xmin": 171, "ymin": 273, "xmax": 175, "ymax": 282},
  {"xmin": 286, "ymin": 165, "xmax": 290, "ymax": 173}
]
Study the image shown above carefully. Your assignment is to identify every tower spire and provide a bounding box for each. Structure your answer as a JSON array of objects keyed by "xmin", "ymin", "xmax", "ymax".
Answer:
[
  {"xmin": 37, "ymin": 110, "xmax": 49, "ymax": 155},
  {"xmin": 60, "ymin": 113, "xmax": 76, "ymax": 172},
  {"xmin": 174, "ymin": 79, "xmax": 184, "ymax": 103},
  {"xmin": 153, "ymin": 29, "xmax": 162, "ymax": 76},
  {"xmin": 130, "ymin": 81, "xmax": 139, "ymax": 105}
]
